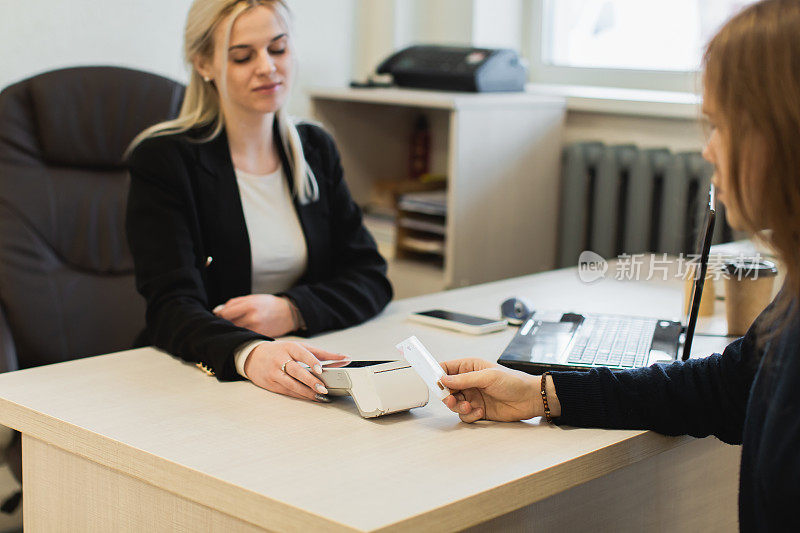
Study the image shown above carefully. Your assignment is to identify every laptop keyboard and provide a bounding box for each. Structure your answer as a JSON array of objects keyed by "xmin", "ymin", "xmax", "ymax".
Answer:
[{"xmin": 566, "ymin": 316, "xmax": 657, "ymax": 368}]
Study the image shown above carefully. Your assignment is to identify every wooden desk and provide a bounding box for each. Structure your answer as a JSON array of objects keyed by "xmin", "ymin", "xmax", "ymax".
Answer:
[{"xmin": 0, "ymin": 269, "xmax": 740, "ymax": 532}]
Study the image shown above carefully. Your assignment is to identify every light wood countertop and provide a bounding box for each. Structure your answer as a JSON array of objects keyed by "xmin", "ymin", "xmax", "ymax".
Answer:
[{"xmin": 0, "ymin": 268, "xmax": 732, "ymax": 532}]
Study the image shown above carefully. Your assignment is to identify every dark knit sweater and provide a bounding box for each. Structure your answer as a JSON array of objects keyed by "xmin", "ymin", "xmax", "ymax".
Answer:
[{"xmin": 552, "ymin": 297, "xmax": 800, "ymax": 532}]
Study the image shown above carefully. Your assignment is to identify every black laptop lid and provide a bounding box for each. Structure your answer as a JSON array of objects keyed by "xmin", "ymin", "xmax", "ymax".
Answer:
[{"xmin": 682, "ymin": 185, "xmax": 717, "ymax": 361}]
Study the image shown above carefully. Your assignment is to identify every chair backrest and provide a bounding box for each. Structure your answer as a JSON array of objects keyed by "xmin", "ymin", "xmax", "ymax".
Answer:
[{"xmin": 0, "ymin": 66, "xmax": 184, "ymax": 371}]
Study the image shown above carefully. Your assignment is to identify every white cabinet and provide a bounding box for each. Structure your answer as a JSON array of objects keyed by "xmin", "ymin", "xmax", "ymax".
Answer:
[{"xmin": 308, "ymin": 87, "xmax": 566, "ymax": 289}]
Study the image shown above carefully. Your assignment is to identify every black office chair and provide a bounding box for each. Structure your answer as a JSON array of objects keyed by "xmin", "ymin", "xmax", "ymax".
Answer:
[{"xmin": 0, "ymin": 66, "xmax": 184, "ymax": 510}]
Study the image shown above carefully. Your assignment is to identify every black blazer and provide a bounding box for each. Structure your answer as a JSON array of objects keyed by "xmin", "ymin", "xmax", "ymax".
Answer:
[{"xmin": 126, "ymin": 122, "xmax": 393, "ymax": 381}]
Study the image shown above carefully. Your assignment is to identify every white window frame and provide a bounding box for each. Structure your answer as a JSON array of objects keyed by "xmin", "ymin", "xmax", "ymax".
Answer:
[{"xmin": 527, "ymin": 0, "xmax": 702, "ymax": 94}]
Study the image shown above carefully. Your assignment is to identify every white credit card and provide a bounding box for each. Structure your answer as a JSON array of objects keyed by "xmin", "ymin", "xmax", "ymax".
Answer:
[{"xmin": 395, "ymin": 336, "xmax": 451, "ymax": 400}]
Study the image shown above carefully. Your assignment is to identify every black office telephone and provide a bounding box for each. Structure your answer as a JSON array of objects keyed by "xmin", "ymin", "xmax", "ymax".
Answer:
[{"xmin": 373, "ymin": 45, "xmax": 527, "ymax": 93}]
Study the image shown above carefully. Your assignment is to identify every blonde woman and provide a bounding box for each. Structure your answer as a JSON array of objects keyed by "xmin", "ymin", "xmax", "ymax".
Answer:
[
  {"xmin": 440, "ymin": 1, "xmax": 800, "ymax": 529},
  {"xmin": 126, "ymin": 0, "xmax": 392, "ymax": 401}
]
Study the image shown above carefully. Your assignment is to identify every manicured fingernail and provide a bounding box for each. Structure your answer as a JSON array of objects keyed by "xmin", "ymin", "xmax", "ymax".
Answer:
[
  {"xmin": 315, "ymin": 394, "xmax": 331, "ymax": 403},
  {"xmin": 315, "ymin": 384, "xmax": 328, "ymax": 394},
  {"xmin": 314, "ymin": 364, "xmax": 323, "ymax": 374},
  {"xmin": 213, "ymin": 305, "xmax": 224, "ymax": 314}
]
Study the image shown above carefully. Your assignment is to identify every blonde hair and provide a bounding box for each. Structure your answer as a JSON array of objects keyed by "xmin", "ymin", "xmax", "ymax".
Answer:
[
  {"xmin": 128, "ymin": 0, "xmax": 318, "ymax": 203},
  {"xmin": 703, "ymin": 0, "xmax": 800, "ymax": 332}
]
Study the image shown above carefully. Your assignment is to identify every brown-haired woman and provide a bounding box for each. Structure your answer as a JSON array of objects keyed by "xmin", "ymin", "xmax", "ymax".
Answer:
[{"xmin": 438, "ymin": 1, "xmax": 800, "ymax": 530}]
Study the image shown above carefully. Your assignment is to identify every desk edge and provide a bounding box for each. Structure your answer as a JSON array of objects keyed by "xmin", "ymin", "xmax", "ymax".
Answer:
[{"xmin": 0, "ymin": 396, "xmax": 693, "ymax": 532}]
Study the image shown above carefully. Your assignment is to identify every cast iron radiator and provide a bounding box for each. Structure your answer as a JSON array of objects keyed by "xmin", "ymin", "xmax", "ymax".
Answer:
[{"xmin": 557, "ymin": 142, "xmax": 735, "ymax": 268}]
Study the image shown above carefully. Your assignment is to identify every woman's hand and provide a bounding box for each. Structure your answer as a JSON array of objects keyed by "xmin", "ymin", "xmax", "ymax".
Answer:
[
  {"xmin": 244, "ymin": 341, "xmax": 348, "ymax": 401},
  {"xmin": 439, "ymin": 358, "xmax": 547, "ymax": 423},
  {"xmin": 214, "ymin": 294, "xmax": 297, "ymax": 337}
]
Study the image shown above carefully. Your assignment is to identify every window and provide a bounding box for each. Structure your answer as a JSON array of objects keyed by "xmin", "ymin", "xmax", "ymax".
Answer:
[{"xmin": 530, "ymin": 0, "xmax": 757, "ymax": 92}]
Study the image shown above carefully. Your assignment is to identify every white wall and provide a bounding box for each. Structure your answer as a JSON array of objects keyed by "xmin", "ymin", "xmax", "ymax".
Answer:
[
  {"xmin": 408, "ymin": 0, "xmax": 474, "ymax": 46},
  {"xmin": 0, "ymin": 1, "xmax": 193, "ymax": 90},
  {"xmin": 0, "ymin": 0, "xmax": 356, "ymax": 118},
  {"xmin": 564, "ymin": 112, "xmax": 705, "ymax": 153},
  {"xmin": 472, "ymin": 0, "xmax": 523, "ymax": 49},
  {"xmin": 286, "ymin": 0, "xmax": 356, "ymax": 116},
  {"xmin": 353, "ymin": 1, "xmax": 398, "ymax": 80}
]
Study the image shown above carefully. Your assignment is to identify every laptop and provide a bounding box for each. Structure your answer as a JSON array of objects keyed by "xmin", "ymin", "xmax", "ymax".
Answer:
[{"xmin": 498, "ymin": 186, "xmax": 716, "ymax": 374}]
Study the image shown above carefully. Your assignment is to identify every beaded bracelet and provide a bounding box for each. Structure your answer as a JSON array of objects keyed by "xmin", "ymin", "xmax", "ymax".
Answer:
[{"xmin": 540, "ymin": 371, "xmax": 553, "ymax": 423}]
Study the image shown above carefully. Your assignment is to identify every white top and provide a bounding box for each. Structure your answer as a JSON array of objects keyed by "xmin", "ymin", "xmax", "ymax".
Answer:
[
  {"xmin": 236, "ymin": 167, "xmax": 308, "ymax": 295},
  {"xmin": 233, "ymin": 167, "xmax": 308, "ymax": 379}
]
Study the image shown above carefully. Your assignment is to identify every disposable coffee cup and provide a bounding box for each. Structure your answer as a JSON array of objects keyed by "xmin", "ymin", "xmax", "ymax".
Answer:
[
  {"xmin": 723, "ymin": 258, "xmax": 778, "ymax": 336},
  {"xmin": 683, "ymin": 264, "xmax": 716, "ymax": 317}
]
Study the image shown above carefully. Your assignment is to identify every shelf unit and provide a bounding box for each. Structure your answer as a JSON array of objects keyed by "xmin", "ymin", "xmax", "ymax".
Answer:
[{"xmin": 308, "ymin": 87, "xmax": 566, "ymax": 289}]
